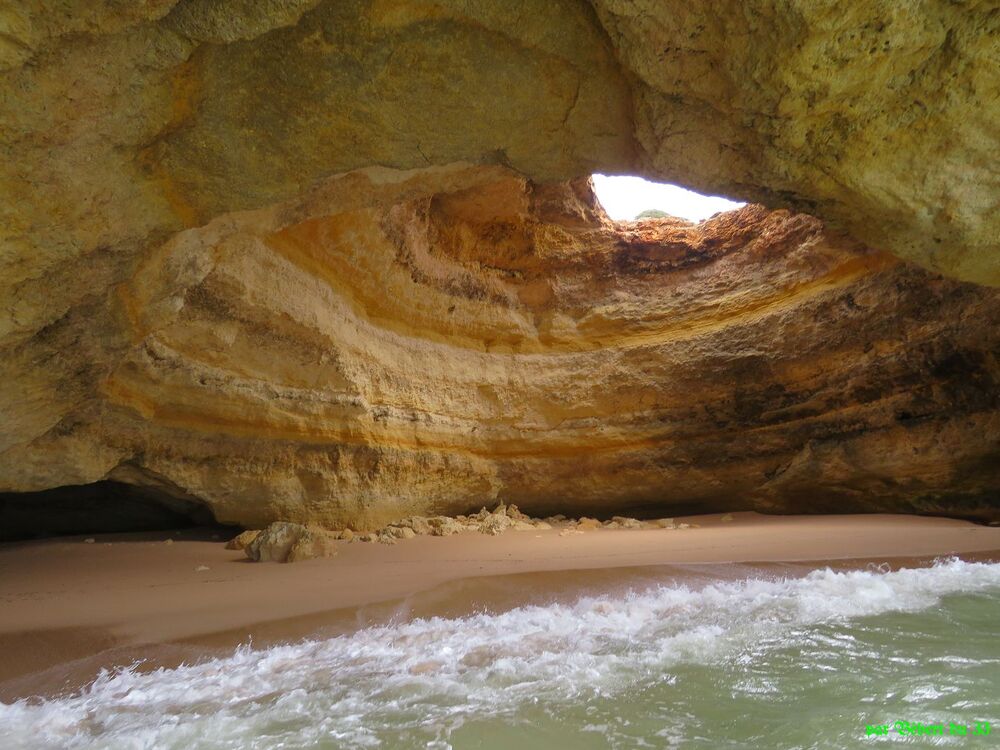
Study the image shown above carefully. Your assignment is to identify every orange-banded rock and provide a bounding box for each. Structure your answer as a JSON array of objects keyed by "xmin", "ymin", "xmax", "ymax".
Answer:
[{"xmin": 1, "ymin": 168, "xmax": 997, "ymax": 527}]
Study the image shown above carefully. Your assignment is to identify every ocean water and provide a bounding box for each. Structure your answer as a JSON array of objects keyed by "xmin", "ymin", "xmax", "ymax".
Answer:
[{"xmin": 2, "ymin": 558, "xmax": 999, "ymax": 749}]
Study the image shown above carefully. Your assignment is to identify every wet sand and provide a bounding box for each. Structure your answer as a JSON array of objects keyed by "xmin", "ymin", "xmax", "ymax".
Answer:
[{"xmin": 1, "ymin": 511, "xmax": 998, "ymax": 701}]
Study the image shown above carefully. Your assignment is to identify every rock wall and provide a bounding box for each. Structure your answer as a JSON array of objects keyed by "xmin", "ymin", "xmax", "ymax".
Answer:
[
  {"xmin": 2, "ymin": 1, "xmax": 998, "ymax": 528},
  {"xmin": 2, "ymin": 166, "xmax": 997, "ymax": 527}
]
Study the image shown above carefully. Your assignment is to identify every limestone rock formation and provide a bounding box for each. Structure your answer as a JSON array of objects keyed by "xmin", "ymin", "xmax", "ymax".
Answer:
[
  {"xmin": 225, "ymin": 529, "xmax": 260, "ymax": 551},
  {"xmin": 1, "ymin": 1, "xmax": 999, "ymax": 530},
  {"xmin": 245, "ymin": 522, "xmax": 338, "ymax": 563},
  {"xmin": 592, "ymin": 0, "xmax": 1000, "ymax": 285},
  {"xmin": 245, "ymin": 523, "xmax": 304, "ymax": 562},
  {"xmin": 1, "ymin": 165, "xmax": 998, "ymax": 527}
]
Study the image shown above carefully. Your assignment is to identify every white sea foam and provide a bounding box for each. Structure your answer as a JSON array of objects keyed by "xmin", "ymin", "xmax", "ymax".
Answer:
[{"xmin": 2, "ymin": 558, "xmax": 999, "ymax": 749}]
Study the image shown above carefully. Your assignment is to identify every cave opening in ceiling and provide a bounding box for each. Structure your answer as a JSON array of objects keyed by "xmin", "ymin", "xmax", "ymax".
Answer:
[{"xmin": 592, "ymin": 174, "xmax": 745, "ymax": 222}]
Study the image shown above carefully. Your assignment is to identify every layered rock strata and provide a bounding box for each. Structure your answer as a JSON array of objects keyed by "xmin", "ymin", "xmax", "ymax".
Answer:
[
  {"xmin": 2, "ymin": 0, "xmax": 997, "ymax": 378},
  {"xmin": 1, "ymin": 167, "xmax": 997, "ymax": 527},
  {"xmin": 3, "ymin": 1, "xmax": 999, "ymax": 529}
]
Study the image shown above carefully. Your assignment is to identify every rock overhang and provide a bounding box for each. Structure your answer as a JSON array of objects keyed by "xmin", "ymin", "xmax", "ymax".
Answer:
[{"xmin": 1, "ymin": 1, "xmax": 998, "ymax": 528}]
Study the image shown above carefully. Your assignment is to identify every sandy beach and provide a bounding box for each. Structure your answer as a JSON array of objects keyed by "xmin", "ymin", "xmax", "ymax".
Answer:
[{"xmin": 2, "ymin": 511, "xmax": 999, "ymax": 701}]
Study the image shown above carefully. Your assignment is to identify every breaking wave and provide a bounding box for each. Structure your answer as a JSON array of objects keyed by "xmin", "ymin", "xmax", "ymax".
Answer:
[{"xmin": 3, "ymin": 558, "xmax": 1000, "ymax": 749}]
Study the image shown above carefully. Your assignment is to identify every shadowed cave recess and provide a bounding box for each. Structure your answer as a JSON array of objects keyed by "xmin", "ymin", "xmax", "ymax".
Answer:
[
  {"xmin": 0, "ymin": 482, "xmax": 223, "ymax": 542},
  {"xmin": 2, "ymin": 0, "xmax": 999, "ymax": 537}
]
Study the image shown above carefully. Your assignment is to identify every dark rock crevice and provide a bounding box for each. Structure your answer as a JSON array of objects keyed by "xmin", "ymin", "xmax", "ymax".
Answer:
[{"xmin": 0, "ymin": 481, "xmax": 218, "ymax": 542}]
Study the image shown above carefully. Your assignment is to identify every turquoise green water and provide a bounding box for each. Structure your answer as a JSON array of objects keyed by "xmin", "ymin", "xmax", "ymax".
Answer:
[
  {"xmin": 442, "ymin": 589, "xmax": 999, "ymax": 749},
  {"xmin": 2, "ymin": 558, "xmax": 998, "ymax": 749}
]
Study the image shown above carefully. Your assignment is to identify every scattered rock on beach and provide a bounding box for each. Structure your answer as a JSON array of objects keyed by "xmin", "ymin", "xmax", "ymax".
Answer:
[
  {"xmin": 385, "ymin": 525, "xmax": 417, "ymax": 540},
  {"xmin": 479, "ymin": 513, "xmax": 513, "ymax": 536},
  {"xmin": 288, "ymin": 529, "xmax": 340, "ymax": 561},
  {"xmin": 246, "ymin": 522, "xmax": 340, "ymax": 563},
  {"xmin": 242, "ymin": 507, "xmax": 703, "ymax": 554},
  {"xmin": 225, "ymin": 529, "xmax": 261, "ymax": 550},
  {"xmin": 246, "ymin": 522, "xmax": 303, "ymax": 562},
  {"xmin": 606, "ymin": 516, "xmax": 646, "ymax": 530},
  {"xmin": 721, "ymin": 514, "xmax": 734, "ymax": 522},
  {"xmin": 427, "ymin": 516, "xmax": 464, "ymax": 536},
  {"xmin": 505, "ymin": 504, "xmax": 531, "ymax": 522},
  {"xmin": 398, "ymin": 516, "xmax": 433, "ymax": 535}
]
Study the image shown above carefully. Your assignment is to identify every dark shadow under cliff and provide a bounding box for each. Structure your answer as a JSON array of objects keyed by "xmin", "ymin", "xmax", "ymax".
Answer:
[{"xmin": 0, "ymin": 481, "xmax": 221, "ymax": 542}]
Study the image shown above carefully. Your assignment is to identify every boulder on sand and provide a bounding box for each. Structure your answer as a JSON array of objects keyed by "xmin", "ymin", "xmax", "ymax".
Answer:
[{"xmin": 246, "ymin": 522, "xmax": 339, "ymax": 563}]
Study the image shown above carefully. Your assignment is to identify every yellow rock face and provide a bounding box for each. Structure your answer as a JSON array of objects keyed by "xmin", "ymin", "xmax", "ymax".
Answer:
[
  {"xmin": 2, "ymin": 165, "xmax": 998, "ymax": 527},
  {"xmin": 593, "ymin": 0, "xmax": 1000, "ymax": 285},
  {"xmin": 1, "ymin": 2, "xmax": 998, "ymax": 527}
]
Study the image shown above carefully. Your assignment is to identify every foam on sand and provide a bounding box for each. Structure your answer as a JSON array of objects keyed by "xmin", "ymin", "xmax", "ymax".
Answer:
[{"xmin": 3, "ymin": 558, "xmax": 1000, "ymax": 749}]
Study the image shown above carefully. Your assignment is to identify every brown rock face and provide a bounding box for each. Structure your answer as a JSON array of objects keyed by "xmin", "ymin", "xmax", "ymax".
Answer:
[
  {"xmin": 2, "ymin": 2, "xmax": 998, "ymax": 529},
  {"xmin": 1, "ymin": 166, "xmax": 997, "ymax": 527}
]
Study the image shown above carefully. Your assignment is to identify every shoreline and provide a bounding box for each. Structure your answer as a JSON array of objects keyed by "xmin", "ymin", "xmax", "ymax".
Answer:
[{"xmin": 2, "ymin": 511, "xmax": 999, "ymax": 701}]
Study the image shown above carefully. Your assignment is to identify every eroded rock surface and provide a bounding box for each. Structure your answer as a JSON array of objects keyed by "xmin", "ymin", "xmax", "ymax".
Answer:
[
  {"xmin": 2, "ymin": 2, "xmax": 999, "ymax": 527},
  {"xmin": 245, "ymin": 522, "xmax": 339, "ymax": 563},
  {"xmin": 2, "ymin": 166, "xmax": 998, "ymax": 526},
  {"xmin": 231, "ymin": 504, "xmax": 688, "ymax": 563}
]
